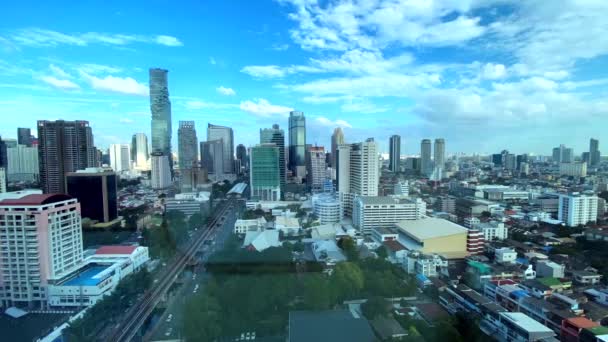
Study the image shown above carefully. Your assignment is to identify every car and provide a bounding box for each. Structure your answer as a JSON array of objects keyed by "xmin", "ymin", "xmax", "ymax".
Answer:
[
  {"xmin": 165, "ymin": 328, "xmax": 173, "ymax": 337},
  {"xmin": 166, "ymin": 314, "xmax": 173, "ymax": 322}
]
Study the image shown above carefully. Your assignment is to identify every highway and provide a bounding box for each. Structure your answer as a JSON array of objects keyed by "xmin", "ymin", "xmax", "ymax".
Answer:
[{"xmin": 105, "ymin": 198, "xmax": 237, "ymax": 342}]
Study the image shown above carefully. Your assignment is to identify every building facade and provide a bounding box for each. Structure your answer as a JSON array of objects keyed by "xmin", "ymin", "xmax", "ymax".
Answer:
[
  {"xmin": 66, "ymin": 168, "xmax": 117, "ymax": 223},
  {"xmin": 149, "ymin": 68, "xmax": 172, "ymax": 167},
  {"xmin": 306, "ymin": 146, "xmax": 326, "ymax": 193},
  {"xmin": 420, "ymin": 139, "xmax": 432, "ymax": 176},
  {"xmin": 260, "ymin": 124, "xmax": 286, "ymax": 188},
  {"xmin": 434, "ymin": 138, "xmax": 445, "ymax": 170},
  {"xmin": 389, "ymin": 135, "xmax": 401, "ymax": 172},
  {"xmin": 236, "ymin": 144, "xmax": 248, "ymax": 173},
  {"xmin": 6, "ymin": 144, "xmax": 38, "ymax": 182},
  {"xmin": 250, "ymin": 144, "xmax": 281, "ymax": 201},
  {"xmin": 336, "ymin": 139, "xmax": 379, "ymax": 217},
  {"xmin": 331, "ymin": 127, "xmax": 345, "ymax": 169},
  {"xmin": 589, "ymin": 138, "xmax": 600, "ymax": 167},
  {"xmin": 288, "ymin": 111, "xmax": 306, "ymax": 178},
  {"xmin": 131, "ymin": 133, "xmax": 149, "ymax": 170},
  {"xmin": 558, "ymin": 193, "xmax": 598, "ymax": 227},
  {"xmin": 151, "ymin": 152, "xmax": 172, "ymax": 190},
  {"xmin": 353, "ymin": 196, "xmax": 426, "ymax": 235},
  {"xmin": 559, "ymin": 162, "xmax": 587, "ymax": 177},
  {"xmin": 312, "ymin": 193, "xmax": 342, "ymax": 224},
  {"xmin": 207, "ymin": 123, "xmax": 234, "ymax": 174},
  {"xmin": 177, "ymin": 121, "xmax": 198, "ymax": 170},
  {"xmin": 200, "ymin": 139, "xmax": 224, "ymax": 176},
  {"xmin": 109, "ymin": 144, "xmax": 131, "ymax": 173}
]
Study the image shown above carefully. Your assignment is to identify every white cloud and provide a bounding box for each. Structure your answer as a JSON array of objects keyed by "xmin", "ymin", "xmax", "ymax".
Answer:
[
  {"xmin": 216, "ymin": 86, "xmax": 236, "ymax": 96},
  {"xmin": 155, "ymin": 35, "xmax": 183, "ymax": 46},
  {"xmin": 239, "ymin": 98, "xmax": 293, "ymax": 117},
  {"xmin": 241, "ymin": 65, "xmax": 287, "ymax": 78},
  {"xmin": 119, "ymin": 118, "xmax": 134, "ymax": 124},
  {"xmin": 77, "ymin": 64, "xmax": 122, "ymax": 74},
  {"xmin": 80, "ymin": 72, "xmax": 148, "ymax": 96},
  {"xmin": 481, "ymin": 63, "xmax": 507, "ymax": 80},
  {"xmin": 10, "ymin": 28, "xmax": 183, "ymax": 47},
  {"xmin": 49, "ymin": 64, "xmax": 71, "ymax": 78},
  {"xmin": 40, "ymin": 76, "xmax": 80, "ymax": 90},
  {"xmin": 183, "ymin": 100, "xmax": 237, "ymax": 110},
  {"xmin": 315, "ymin": 116, "xmax": 353, "ymax": 128}
]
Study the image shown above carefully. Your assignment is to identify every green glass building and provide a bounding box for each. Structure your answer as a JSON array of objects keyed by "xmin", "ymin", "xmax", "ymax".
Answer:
[{"xmin": 250, "ymin": 144, "xmax": 281, "ymax": 201}]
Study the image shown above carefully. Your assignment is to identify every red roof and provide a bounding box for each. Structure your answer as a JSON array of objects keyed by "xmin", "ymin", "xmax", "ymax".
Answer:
[
  {"xmin": 95, "ymin": 245, "xmax": 138, "ymax": 255},
  {"xmin": 384, "ymin": 240, "xmax": 407, "ymax": 252},
  {"xmin": 0, "ymin": 194, "xmax": 73, "ymax": 206},
  {"xmin": 566, "ymin": 317, "xmax": 599, "ymax": 329}
]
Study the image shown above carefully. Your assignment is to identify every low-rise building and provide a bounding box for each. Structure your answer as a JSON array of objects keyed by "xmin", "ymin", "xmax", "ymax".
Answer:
[
  {"xmin": 234, "ymin": 217, "xmax": 267, "ymax": 234},
  {"xmin": 561, "ymin": 317, "xmax": 599, "ymax": 342},
  {"xmin": 494, "ymin": 312, "xmax": 555, "ymax": 342},
  {"xmin": 371, "ymin": 226, "xmax": 399, "ymax": 243},
  {"xmin": 495, "ymin": 247, "xmax": 517, "ymax": 264},
  {"xmin": 243, "ymin": 230, "xmax": 280, "ymax": 252},
  {"xmin": 353, "ymin": 196, "xmax": 426, "ymax": 235},
  {"xmin": 165, "ymin": 192, "xmax": 210, "ymax": 217},
  {"xmin": 395, "ymin": 218, "xmax": 468, "ymax": 259},
  {"xmin": 559, "ymin": 162, "xmax": 588, "ymax": 177},
  {"xmin": 572, "ymin": 271, "xmax": 602, "ymax": 285},
  {"xmin": 473, "ymin": 221, "xmax": 508, "ymax": 241},
  {"xmin": 536, "ymin": 261, "xmax": 565, "ymax": 278},
  {"xmin": 275, "ymin": 216, "xmax": 301, "ymax": 235}
]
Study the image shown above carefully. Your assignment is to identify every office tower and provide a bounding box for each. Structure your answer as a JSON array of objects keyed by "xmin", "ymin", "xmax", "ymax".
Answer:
[
  {"xmin": 66, "ymin": 168, "xmax": 117, "ymax": 223},
  {"xmin": 288, "ymin": 111, "xmax": 306, "ymax": 178},
  {"xmin": 420, "ymin": 139, "xmax": 432, "ymax": 176},
  {"xmin": 558, "ymin": 192, "xmax": 598, "ymax": 227},
  {"xmin": 562, "ymin": 147, "xmax": 574, "ymax": 163},
  {"xmin": 131, "ymin": 133, "xmax": 150, "ymax": 170},
  {"xmin": 151, "ymin": 152, "xmax": 172, "ymax": 190},
  {"xmin": 336, "ymin": 139, "xmax": 379, "ymax": 217},
  {"xmin": 552, "ymin": 146, "xmax": 561, "ymax": 163},
  {"xmin": 37, "ymin": 120, "xmax": 96, "ymax": 194},
  {"xmin": 590, "ymin": 138, "xmax": 600, "ymax": 167},
  {"xmin": 516, "ymin": 154, "xmax": 528, "ymax": 170},
  {"xmin": 3, "ymin": 139, "xmax": 17, "ymax": 149},
  {"xmin": 582, "ymin": 152, "xmax": 590, "ymax": 165},
  {"xmin": 250, "ymin": 144, "xmax": 281, "ymax": 201},
  {"xmin": 331, "ymin": 127, "xmax": 345, "ymax": 168},
  {"xmin": 0, "ymin": 168, "xmax": 5, "ymax": 193},
  {"xmin": 520, "ymin": 162, "xmax": 530, "ymax": 176},
  {"xmin": 207, "ymin": 124, "xmax": 234, "ymax": 174},
  {"xmin": 492, "ymin": 153, "xmax": 503, "ymax": 167},
  {"xmin": 504, "ymin": 153, "xmax": 516, "ymax": 171},
  {"xmin": 0, "ymin": 192, "xmax": 83, "ymax": 308},
  {"xmin": 236, "ymin": 144, "xmax": 248, "ymax": 172},
  {"xmin": 17, "ymin": 128, "xmax": 33, "ymax": 147},
  {"xmin": 389, "ymin": 135, "xmax": 401, "ymax": 172},
  {"xmin": 109, "ymin": 144, "xmax": 131, "ymax": 173},
  {"xmin": 306, "ymin": 146, "xmax": 326, "ymax": 193},
  {"xmin": 260, "ymin": 124, "xmax": 286, "ymax": 188},
  {"xmin": 0, "ymin": 136, "xmax": 7, "ymax": 169},
  {"xmin": 178, "ymin": 121, "xmax": 198, "ymax": 170},
  {"xmin": 149, "ymin": 68, "xmax": 173, "ymax": 179},
  {"xmin": 434, "ymin": 138, "xmax": 445, "ymax": 170},
  {"xmin": 200, "ymin": 140, "xmax": 224, "ymax": 175},
  {"xmin": 7, "ymin": 144, "xmax": 39, "ymax": 182}
]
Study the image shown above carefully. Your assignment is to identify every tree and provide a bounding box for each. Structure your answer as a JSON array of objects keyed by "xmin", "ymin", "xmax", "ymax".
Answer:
[
  {"xmin": 481, "ymin": 211, "xmax": 491, "ymax": 218},
  {"xmin": 599, "ymin": 191, "xmax": 608, "ymax": 202},
  {"xmin": 376, "ymin": 246, "xmax": 388, "ymax": 259},
  {"xmin": 331, "ymin": 262, "xmax": 364, "ymax": 300},
  {"xmin": 337, "ymin": 237, "xmax": 359, "ymax": 261},
  {"xmin": 302, "ymin": 274, "xmax": 331, "ymax": 310},
  {"xmin": 183, "ymin": 294, "xmax": 222, "ymax": 341},
  {"xmin": 361, "ymin": 296, "xmax": 389, "ymax": 320},
  {"xmin": 188, "ymin": 212, "xmax": 204, "ymax": 231}
]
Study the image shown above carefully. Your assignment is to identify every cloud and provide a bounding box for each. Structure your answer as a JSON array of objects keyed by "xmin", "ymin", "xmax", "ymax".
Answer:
[
  {"xmin": 49, "ymin": 64, "xmax": 71, "ymax": 78},
  {"xmin": 80, "ymin": 72, "xmax": 148, "ymax": 96},
  {"xmin": 241, "ymin": 65, "xmax": 287, "ymax": 78},
  {"xmin": 272, "ymin": 43, "xmax": 289, "ymax": 51},
  {"xmin": 216, "ymin": 86, "xmax": 236, "ymax": 96},
  {"xmin": 481, "ymin": 63, "xmax": 507, "ymax": 80},
  {"xmin": 40, "ymin": 76, "xmax": 80, "ymax": 90},
  {"xmin": 315, "ymin": 116, "xmax": 352, "ymax": 128},
  {"xmin": 119, "ymin": 118, "xmax": 134, "ymax": 124},
  {"xmin": 239, "ymin": 98, "xmax": 293, "ymax": 117},
  {"xmin": 9, "ymin": 28, "xmax": 183, "ymax": 47},
  {"xmin": 77, "ymin": 63, "xmax": 122, "ymax": 74},
  {"xmin": 183, "ymin": 100, "xmax": 237, "ymax": 110}
]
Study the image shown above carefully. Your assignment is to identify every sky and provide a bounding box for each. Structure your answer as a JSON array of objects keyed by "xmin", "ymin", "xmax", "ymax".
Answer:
[{"xmin": 1, "ymin": 0, "xmax": 608, "ymax": 156}]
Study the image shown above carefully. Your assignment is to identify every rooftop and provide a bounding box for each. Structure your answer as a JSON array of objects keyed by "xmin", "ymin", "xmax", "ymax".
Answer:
[
  {"xmin": 0, "ymin": 194, "xmax": 73, "ymax": 206},
  {"xmin": 288, "ymin": 310, "xmax": 375, "ymax": 342},
  {"xmin": 566, "ymin": 317, "xmax": 599, "ymax": 329},
  {"xmin": 384, "ymin": 240, "xmax": 407, "ymax": 252},
  {"xmin": 357, "ymin": 196, "xmax": 420, "ymax": 206},
  {"xmin": 396, "ymin": 218, "xmax": 468, "ymax": 241},
  {"xmin": 95, "ymin": 245, "xmax": 138, "ymax": 255},
  {"xmin": 61, "ymin": 264, "xmax": 111, "ymax": 286},
  {"xmin": 500, "ymin": 312, "xmax": 553, "ymax": 333}
]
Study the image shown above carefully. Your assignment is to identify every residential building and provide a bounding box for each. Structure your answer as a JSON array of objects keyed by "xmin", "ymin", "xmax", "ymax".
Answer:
[
  {"xmin": 572, "ymin": 271, "xmax": 602, "ymax": 285},
  {"xmin": 404, "ymin": 252, "xmax": 448, "ymax": 277},
  {"xmin": 495, "ymin": 248, "xmax": 517, "ymax": 264},
  {"xmin": 495, "ymin": 312, "xmax": 555, "ymax": 342},
  {"xmin": 388, "ymin": 135, "xmax": 401, "ymax": 172},
  {"xmin": 37, "ymin": 120, "xmax": 96, "ymax": 194},
  {"xmin": 6, "ymin": 144, "xmax": 38, "ymax": 182},
  {"xmin": 434, "ymin": 138, "xmax": 445, "ymax": 170},
  {"xmin": 288, "ymin": 111, "xmax": 306, "ymax": 178},
  {"xmin": 467, "ymin": 229, "xmax": 485, "ymax": 255},
  {"xmin": 561, "ymin": 317, "xmax": 600, "ymax": 342},
  {"xmin": 250, "ymin": 144, "xmax": 281, "ymax": 201},
  {"xmin": 436, "ymin": 196, "xmax": 456, "ymax": 214},
  {"xmin": 66, "ymin": 168, "xmax": 117, "ymax": 223},
  {"xmin": 109, "ymin": 144, "xmax": 131, "ymax": 173},
  {"xmin": 312, "ymin": 193, "xmax": 342, "ymax": 224},
  {"xmin": 200, "ymin": 139, "xmax": 224, "ymax": 175},
  {"xmin": 0, "ymin": 168, "xmax": 5, "ymax": 193},
  {"xmin": 131, "ymin": 133, "xmax": 149, "ymax": 170},
  {"xmin": 234, "ymin": 217, "xmax": 267, "ymax": 235},
  {"xmin": 306, "ymin": 146, "xmax": 326, "ymax": 192},
  {"xmin": 336, "ymin": 139, "xmax": 379, "ymax": 217},
  {"xmin": 558, "ymin": 192, "xmax": 598, "ymax": 227},
  {"xmin": 330, "ymin": 127, "xmax": 344, "ymax": 169},
  {"xmin": 473, "ymin": 221, "xmax": 508, "ymax": 241},
  {"xmin": 464, "ymin": 216, "xmax": 481, "ymax": 228},
  {"xmin": 177, "ymin": 121, "xmax": 198, "ymax": 170},
  {"xmin": 589, "ymin": 138, "xmax": 600, "ymax": 167},
  {"xmin": 0, "ymin": 193, "xmax": 83, "ymax": 308},
  {"xmin": 207, "ymin": 123, "xmax": 234, "ymax": 174},
  {"xmin": 260, "ymin": 124, "xmax": 286, "ymax": 188},
  {"xmin": 560, "ymin": 162, "xmax": 587, "ymax": 177},
  {"xmin": 353, "ymin": 196, "xmax": 426, "ymax": 235},
  {"xmin": 17, "ymin": 128, "xmax": 33, "ymax": 147},
  {"xmin": 150, "ymin": 68, "xmax": 172, "ymax": 172},
  {"xmin": 151, "ymin": 152, "xmax": 172, "ymax": 190},
  {"xmin": 504, "ymin": 153, "xmax": 516, "ymax": 171},
  {"xmin": 420, "ymin": 139, "xmax": 432, "ymax": 176},
  {"xmin": 536, "ymin": 261, "xmax": 565, "ymax": 278},
  {"xmin": 393, "ymin": 180, "xmax": 409, "ymax": 196},
  {"xmin": 395, "ymin": 218, "xmax": 468, "ymax": 259}
]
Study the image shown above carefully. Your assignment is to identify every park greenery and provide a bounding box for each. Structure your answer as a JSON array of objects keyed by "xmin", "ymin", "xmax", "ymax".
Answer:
[
  {"xmin": 63, "ymin": 269, "xmax": 152, "ymax": 342},
  {"xmin": 141, "ymin": 209, "xmax": 206, "ymax": 259}
]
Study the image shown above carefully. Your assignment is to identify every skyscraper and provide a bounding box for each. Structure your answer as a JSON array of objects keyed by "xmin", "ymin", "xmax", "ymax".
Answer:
[
  {"xmin": 420, "ymin": 139, "xmax": 432, "ymax": 176},
  {"xmin": 66, "ymin": 168, "xmax": 118, "ymax": 223},
  {"xmin": 260, "ymin": 124, "xmax": 286, "ymax": 188},
  {"xmin": 17, "ymin": 128, "xmax": 33, "ymax": 147},
  {"xmin": 109, "ymin": 144, "xmax": 131, "ymax": 173},
  {"xmin": 590, "ymin": 138, "xmax": 600, "ymax": 167},
  {"xmin": 207, "ymin": 123, "xmax": 234, "ymax": 174},
  {"xmin": 200, "ymin": 140, "xmax": 224, "ymax": 176},
  {"xmin": 562, "ymin": 147, "xmax": 574, "ymax": 163},
  {"xmin": 149, "ymin": 68, "xmax": 172, "ymax": 172},
  {"xmin": 151, "ymin": 152, "xmax": 172, "ymax": 190},
  {"xmin": 336, "ymin": 139, "xmax": 379, "ymax": 217},
  {"xmin": 306, "ymin": 146, "xmax": 326, "ymax": 193},
  {"xmin": 178, "ymin": 121, "xmax": 198, "ymax": 170},
  {"xmin": 236, "ymin": 144, "xmax": 248, "ymax": 172},
  {"xmin": 37, "ymin": 120, "xmax": 96, "ymax": 194},
  {"xmin": 434, "ymin": 138, "xmax": 445, "ymax": 170},
  {"xmin": 7, "ymin": 144, "xmax": 39, "ymax": 182},
  {"xmin": 288, "ymin": 111, "xmax": 306, "ymax": 178},
  {"xmin": 250, "ymin": 144, "xmax": 281, "ymax": 201},
  {"xmin": 388, "ymin": 135, "xmax": 401, "ymax": 172},
  {"xmin": 331, "ymin": 127, "xmax": 345, "ymax": 168},
  {"xmin": 0, "ymin": 136, "xmax": 7, "ymax": 170},
  {"xmin": 131, "ymin": 133, "xmax": 150, "ymax": 170}
]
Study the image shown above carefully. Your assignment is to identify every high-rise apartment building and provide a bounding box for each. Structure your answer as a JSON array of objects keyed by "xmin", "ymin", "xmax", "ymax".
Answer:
[
  {"xmin": 66, "ymin": 168, "xmax": 117, "ymax": 223},
  {"xmin": 552, "ymin": 144, "xmax": 574, "ymax": 164},
  {"xmin": 558, "ymin": 192, "xmax": 598, "ymax": 227},
  {"xmin": 37, "ymin": 120, "xmax": 96, "ymax": 194},
  {"xmin": 0, "ymin": 193, "xmax": 83, "ymax": 308},
  {"xmin": 389, "ymin": 135, "xmax": 401, "ymax": 172},
  {"xmin": 434, "ymin": 138, "xmax": 445, "ymax": 170},
  {"xmin": 590, "ymin": 138, "xmax": 600, "ymax": 167},
  {"xmin": 250, "ymin": 144, "xmax": 281, "ymax": 201},
  {"xmin": 131, "ymin": 133, "xmax": 149, "ymax": 170},
  {"xmin": 109, "ymin": 144, "xmax": 131, "ymax": 173},
  {"xmin": 151, "ymin": 152, "xmax": 172, "ymax": 190},
  {"xmin": 288, "ymin": 111, "xmax": 306, "ymax": 178},
  {"xmin": 178, "ymin": 121, "xmax": 198, "ymax": 170},
  {"xmin": 260, "ymin": 124, "xmax": 286, "ymax": 188},
  {"xmin": 331, "ymin": 127, "xmax": 345, "ymax": 168},
  {"xmin": 17, "ymin": 128, "xmax": 33, "ymax": 147},
  {"xmin": 306, "ymin": 146, "xmax": 326, "ymax": 193},
  {"xmin": 0, "ymin": 168, "xmax": 6, "ymax": 193},
  {"xmin": 200, "ymin": 140, "xmax": 224, "ymax": 175},
  {"xmin": 207, "ymin": 124, "xmax": 234, "ymax": 174},
  {"xmin": 336, "ymin": 139, "xmax": 379, "ymax": 216},
  {"xmin": 7, "ymin": 144, "xmax": 39, "ymax": 182},
  {"xmin": 559, "ymin": 162, "xmax": 587, "ymax": 177},
  {"xmin": 420, "ymin": 139, "xmax": 432, "ymax": 176},
  {"xmin": 504, "ymin": 153, "xmax": 516, "ymax": 171}
]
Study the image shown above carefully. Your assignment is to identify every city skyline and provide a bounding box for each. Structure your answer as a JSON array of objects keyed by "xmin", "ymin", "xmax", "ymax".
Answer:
[{"xmin": 1, "ymin": 1, "xmax": 607, "ymax": 154}]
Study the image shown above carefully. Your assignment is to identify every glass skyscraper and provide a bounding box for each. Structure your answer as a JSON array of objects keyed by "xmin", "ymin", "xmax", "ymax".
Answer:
[
  {"xmin": 207, "ymin": 124, "xmax": 234, "ymax": 174},
  {"xmin": 420, "ymin": 139, "xmax": 432, "ymax": 176},
  {"xmin": 131, "ymin": 133, "xmax": 150, "ymax": 170},
  {"xmin": 388, "ymin": 135, "xmax": 401, "ymax": 172},
  {"xmin": 178, "ymin": 121, "xmax": 198, "ymax": 170},
  {"xmin": 288, "ymin": 111, "xmax": 306, "ymax": 177},
  {"xmin": 149, "ymin": 68, "xmax": 172, "ymax": 160},
  {"xmin": 260, "ymin": 124, "xmax": 286, "ymax": 188},
  {"xmin": 250, "ymin": 144, "xmax": 280, "ymax": 201}
]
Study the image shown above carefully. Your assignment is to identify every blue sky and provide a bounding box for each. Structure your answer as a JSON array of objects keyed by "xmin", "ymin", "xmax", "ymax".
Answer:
[{"xmin": 1, "ymin": 0, "xmax": 608, "ymax": 155}]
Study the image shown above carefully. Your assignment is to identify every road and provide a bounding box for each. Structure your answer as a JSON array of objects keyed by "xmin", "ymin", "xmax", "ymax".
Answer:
[
  {"xmin": 144, "ymin": 200, "xmax": 240, "ymax": 341},
  {"xmin": 104, "ymin": 198, "xmax": 239, "ymax": 342}
]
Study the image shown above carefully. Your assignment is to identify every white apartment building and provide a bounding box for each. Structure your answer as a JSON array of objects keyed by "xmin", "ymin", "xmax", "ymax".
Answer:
[
  {"xmin": 234, "ymin": 217, "xmax": 267, "ymax": 234},
  {"xmin": 6, "ymin": 144, "xmax": 39, "ymax": 182},
  {"xmin": 394, "ymin": 180, "xmax": 409, "ymax": 196},
  {"xmin": 0, "ymin": 168, "xmax": 6, "ymax": 193},
  {"xmin": 473, "ymin": 221, "xmax": 508, "ymax": 241},
  {"xmin": 151, "ymin": 153, "xmax": 172, "ymax": 190},
  {"xmin": 0, "ymin": 193, "xmax": 83, "ymax": 308},
  {"xmin": 312, "ymin": 193, "xmax": 342, "ymax": 224},
  {"xmin": 559, "ymin": 162, "xmax": 587, "ymax": 177},
  {"xmin": 336, "ymin": 139, "xmax": 379, "ymax": 217},
  {"xmin": 353, "ymin": 196, "xmax": 426, "ymax": 235},
  {"xmin": 109, "ymin": 144, "xmax": 131, "ymax": 173},
  {"xmin": 495, "ymin": 247, "xmax": 517, "ymax": 264},
  {"xmin": 558, "ymin": 192, "xmax": 598, "ymax": 227}
]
